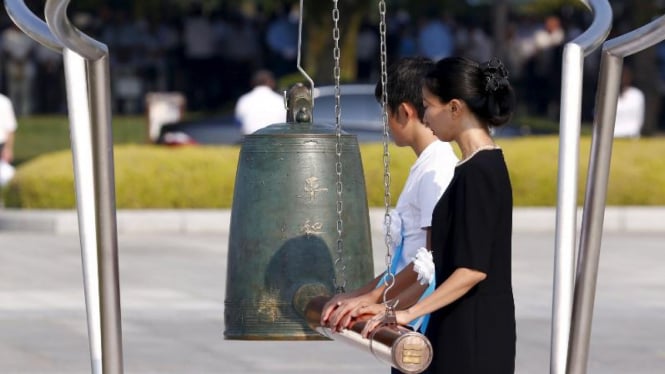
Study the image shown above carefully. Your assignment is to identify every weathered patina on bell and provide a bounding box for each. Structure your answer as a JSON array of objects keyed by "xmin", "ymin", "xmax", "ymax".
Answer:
[{"xmin": 224, "ymin": 83, "xmax": 375, "ymax": 340}]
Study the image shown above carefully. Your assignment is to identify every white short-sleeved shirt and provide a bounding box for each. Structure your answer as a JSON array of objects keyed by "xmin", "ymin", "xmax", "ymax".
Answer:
[
  {"xmin": 0, "ymin": 94, "xmax": 17, "ymax": 144},
  {"xmin": 392, "ymin": 140, "xmax": 458, "ymax": 270},
  {"xmin": 614, "ymin": 86, "xmax": 645, "ymax": 138},
  {"xmin": 235, "ymin": 86, "xmax": 286, "ymax": 135}
]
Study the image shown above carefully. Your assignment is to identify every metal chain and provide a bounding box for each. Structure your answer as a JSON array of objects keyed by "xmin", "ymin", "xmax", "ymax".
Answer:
[
  {"xmin": 378, "ymin": 0, "xmax": 395, "ymax": 305},
  {"xmin": 332, "ymin": 0, "xmax": 346, "ymax": 294}
]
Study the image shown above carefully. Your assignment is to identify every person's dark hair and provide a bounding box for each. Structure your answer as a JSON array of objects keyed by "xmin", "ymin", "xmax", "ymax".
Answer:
[
  {"xmin": 375, "ymin": 56, "xmax": 434, "ymax": 120},
  {"xmin": 251, "ymin": 69, "xmax": 276, "ymax": 89},
  {"xmin": 423, "ymin": 56, "xmax": 515, "ymax": 127}
]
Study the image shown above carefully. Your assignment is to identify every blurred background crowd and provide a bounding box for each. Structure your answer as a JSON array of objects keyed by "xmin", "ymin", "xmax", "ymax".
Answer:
[{"xmin": 1, "ymin": 0, "xmax": 665, "ymax": 132}]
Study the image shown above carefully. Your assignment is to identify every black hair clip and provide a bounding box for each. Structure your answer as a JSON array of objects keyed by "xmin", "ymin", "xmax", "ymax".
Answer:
[{"xmin": 481, "ymin": 58, "xmax": 509, "ymax": 93}]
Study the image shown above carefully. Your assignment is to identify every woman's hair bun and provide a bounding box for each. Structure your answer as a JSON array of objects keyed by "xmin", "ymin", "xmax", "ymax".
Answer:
[{"xmin": 480, "ymin": 57, "xmax": 510, "ymax": 94}]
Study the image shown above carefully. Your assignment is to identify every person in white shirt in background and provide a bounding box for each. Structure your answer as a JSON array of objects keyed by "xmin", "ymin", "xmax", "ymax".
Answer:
[
  {"xmin": 235, "ymin": 69, "xmax": 286, "ymax": 135},
  {"xmin": 0, "ymin": 93, "xmax": 18, "ymax": 188},
  {"xmin": 1, "ymin": 24, "xmax": 37, "ymax": 116},
  {"xmin": 614, "ymin": 66, "xmax": 645, "ymax": 138}
]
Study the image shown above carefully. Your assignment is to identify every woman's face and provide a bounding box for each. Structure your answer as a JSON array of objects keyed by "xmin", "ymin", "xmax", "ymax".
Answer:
[{"xmin": 422, "ymin": 87, "xmax": 454, "ymax": 142}]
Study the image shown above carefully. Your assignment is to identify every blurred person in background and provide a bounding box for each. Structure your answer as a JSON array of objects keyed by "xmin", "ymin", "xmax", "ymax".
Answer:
[
  {"xmin": 356, "ymin": 18, "xmax": 379, "ymax": 82},
  {"xmin": 235, "ymin": 69, "xmax": 286, "ymax": 135},
  {"xmin": 0, "ymin": 93, "xmax": 17, "ymax": 188},
  {"xmin": 522, "ymin": 15, "xmax": 565, "ymax": 118},
  {"xmin": 217, "ymin": 11, "xmax": 263, "ymax": 106},
  {"xmin": 614, "ymin": 66, "xmax": 645, "ymax": 138},
  {"xmin": 1, "ymin": 24, "xmax": 37, "ymax": 116},
  {"xmin": 34, "ymin": 44, "xmax": 65, "ymax": 113},
  {"xmin": 265, "ymin": 4, "xmax": 299, "ymax": 79},
  {"xmin": 457, "ymin": 20, "xmax": 492, "ymax": 64},
  {"xmin": 182, "ymin": 3, "xmax": 216, "ymax": 111},
  {"xmin": 417, "ymin": 11, "xmax": 455, "ymax": 61}
]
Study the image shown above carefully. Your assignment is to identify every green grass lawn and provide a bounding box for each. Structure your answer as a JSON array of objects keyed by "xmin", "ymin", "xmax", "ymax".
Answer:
[{"xmin": 13, "ymin": 115, "xmax": 149, "ymax": 165}]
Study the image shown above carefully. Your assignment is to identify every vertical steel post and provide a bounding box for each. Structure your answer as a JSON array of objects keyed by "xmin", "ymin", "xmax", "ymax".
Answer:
[
  {"xmin": 567, "ymin": 14, "xmax": 665, "ymax": 374},
  {"xmin": 550, "ymin": 2, "xmax": 612, "ymax": 373},
  {"xmin": 62, "ymin": 49, "xmax": 103, "ymax": 374},
  {"xmin": 3, "ymin": 1, "xmax": 104, "ymax": 373},
  {"xmin": 44, "ymin": 1, "xmax": 123, "ymax": 373}
]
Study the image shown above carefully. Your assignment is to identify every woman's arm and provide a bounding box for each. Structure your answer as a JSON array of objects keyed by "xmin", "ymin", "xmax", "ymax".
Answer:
[
  {"xmin": 324, "ymin": 263, "xmax": 422, "ymax": 330},
  {"xmin": 359, "ymin": 267, "xmax": 486, "ymax": 337}
]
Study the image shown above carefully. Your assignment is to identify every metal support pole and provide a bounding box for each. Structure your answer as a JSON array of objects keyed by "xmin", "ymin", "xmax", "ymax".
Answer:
[
  {"xmin": 567, "ymin": 14, "xmax": 665, "ymax": 374},
  {"xmin": 44, "ymin": 1, "xmax": 124, "ymax": 373},
  {"xmin": 3, "ymin": 1, "xmax": 105, "ymax": 373},
  {"xmin": 63, "ymin": 49, "xmax": 103, "ymax": 373},
  {"xmin": 550, "ymin": 2, "xmax": 612, "ymax": 373}
]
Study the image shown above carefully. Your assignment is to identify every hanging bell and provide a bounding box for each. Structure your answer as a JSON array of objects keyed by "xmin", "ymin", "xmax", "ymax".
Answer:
[{"xmin": 224, "ymin": 83, "xmax": 375, "ymax": 340}]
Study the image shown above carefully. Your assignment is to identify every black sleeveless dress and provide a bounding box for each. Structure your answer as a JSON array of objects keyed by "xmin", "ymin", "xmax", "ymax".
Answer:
[{"xmin": 424, "ymin": 149, "xmax": 516, "ymax": 374}]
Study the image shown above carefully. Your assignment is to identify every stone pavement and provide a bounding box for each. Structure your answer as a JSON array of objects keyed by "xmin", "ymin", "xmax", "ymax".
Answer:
[
  {"xmin": 2, "ymin": 207, "xmax": 665, "ymax": 234},
  {"xmin": 0, "ymin": 208, "xmax": 664, "ymax": 373}
]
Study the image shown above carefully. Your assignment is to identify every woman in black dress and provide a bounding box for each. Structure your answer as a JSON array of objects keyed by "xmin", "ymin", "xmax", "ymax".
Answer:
[{"xmin": 357, "ymin": 56, "xmax": 516, "ymax": 373}]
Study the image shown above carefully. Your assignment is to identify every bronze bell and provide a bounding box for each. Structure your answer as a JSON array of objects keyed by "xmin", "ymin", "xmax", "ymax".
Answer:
[{"xmin": 224, "ymin": 83, "xmax": 375, "ymax": 340}]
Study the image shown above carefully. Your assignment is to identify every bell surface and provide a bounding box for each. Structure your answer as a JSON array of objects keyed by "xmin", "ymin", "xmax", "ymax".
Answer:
[{"xmin": 224, "ymin": 121, "xmax": 375, "ymax": 340}]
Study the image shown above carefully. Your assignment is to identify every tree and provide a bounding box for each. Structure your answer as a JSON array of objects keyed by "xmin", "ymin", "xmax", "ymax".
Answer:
[{"xmin": 303, "ymin": 1, "xmax": 373, "ymax": 84}]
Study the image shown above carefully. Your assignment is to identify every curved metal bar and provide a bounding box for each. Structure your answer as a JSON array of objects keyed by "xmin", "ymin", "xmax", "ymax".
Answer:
[
  {"xmin": 296, "ymin": 0, "xmax": 314, "ymax": 97},
  {"xmin": 550, "ymin": 2, "xmax": 612, "ymax": 374},
  {"xmin": 44, "ymin": 0, "xmax": 106, "ymax": 60},
  {"xmin": 567, "ymin": 13, "xmax": 665, "ymax": 374},
  {"xmin": 574, "ymin": 0, "xmax": 613, "ymax": 56},
  {"xmin": 604, "ymin": 14, "xmax": 665, "ymax": 57},
  {"xmin": 4, "ymin": 0, "xmax": 62, "ymax": 52}
]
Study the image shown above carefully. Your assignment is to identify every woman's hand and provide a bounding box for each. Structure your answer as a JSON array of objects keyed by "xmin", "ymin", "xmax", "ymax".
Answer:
[
  {"xmin": 321, "ymin": 293, "xmax": 375, "ymax": 331},
  {"xmin": 320, "ymin": 293, "xmax": 349, "ymax": 327},
  {"xmin": 359, "ymin": 307, "xmax": 414, "ymax": 338}
]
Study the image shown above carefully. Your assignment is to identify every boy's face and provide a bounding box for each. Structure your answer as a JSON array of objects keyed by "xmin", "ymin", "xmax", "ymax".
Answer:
[{"xmin": 387, "ymin": 105, "xmax": 408, "ymax": 147}]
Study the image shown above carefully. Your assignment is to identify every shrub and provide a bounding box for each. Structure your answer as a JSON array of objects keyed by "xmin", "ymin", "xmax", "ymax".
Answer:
[
  {"xmin": 4, "ymin": 145, "xmax": 240, "ymax": 209},
  {"xmin": 500, "ymin": 136, "xmax": 665, "ymax": 206},
  {"xmin": 360, "ymin": 144, "xmax": 415, "ymax": 207},
  {"xmin": 4, "ymin": 136, "xmax": 665, "ymax": 208}
]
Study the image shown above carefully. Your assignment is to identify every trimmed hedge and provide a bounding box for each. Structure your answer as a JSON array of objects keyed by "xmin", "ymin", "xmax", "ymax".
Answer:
[
  {"xmin": 4, "ymin": 136, "xmax": 665, "ymax": 208},
  {"xmin": 4, "ymin": 145, "xmax": 239, "ymax": 209}
]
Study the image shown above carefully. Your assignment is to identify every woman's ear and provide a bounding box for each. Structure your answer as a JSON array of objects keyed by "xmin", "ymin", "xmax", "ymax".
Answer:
[{"xmin": 449, "ymin": 99, "xmax": 463, "ymax": 117}]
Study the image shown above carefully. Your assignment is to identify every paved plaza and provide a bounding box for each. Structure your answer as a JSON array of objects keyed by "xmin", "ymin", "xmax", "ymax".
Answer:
[{"xmin": 0, "ymin": 211, "xmax": 664, "ymax": 373}]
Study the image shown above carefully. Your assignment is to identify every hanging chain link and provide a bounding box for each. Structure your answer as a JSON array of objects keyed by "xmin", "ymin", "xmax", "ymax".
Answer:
[
  {"xmin": 332, "ymin": 0, "xmax": 346, "ymax": 294},
  {"xmin": 378, "ymin": 0, "xmax": 395, "ymax": 305}
]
